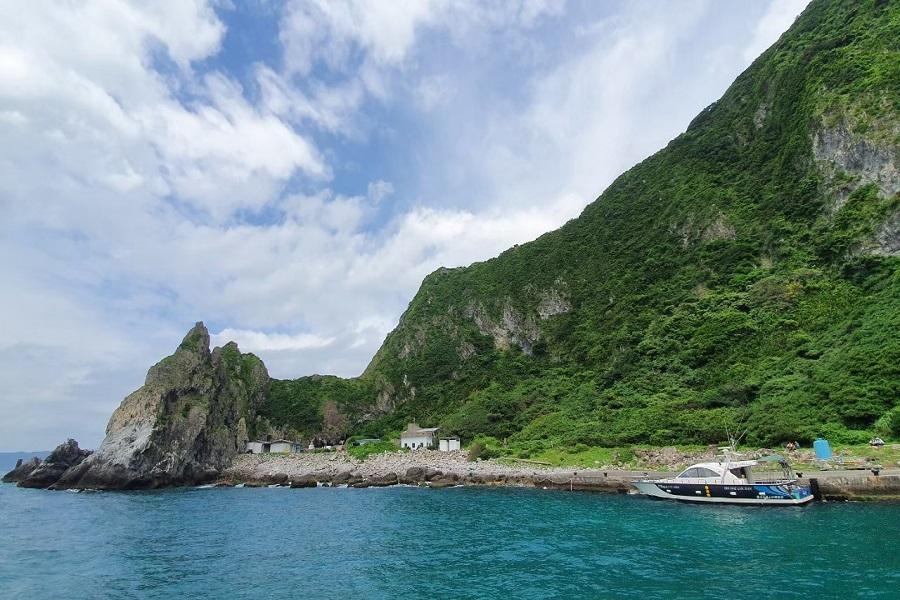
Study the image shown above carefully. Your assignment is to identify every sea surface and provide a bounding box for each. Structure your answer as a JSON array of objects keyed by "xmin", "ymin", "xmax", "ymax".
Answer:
[{"xmin": 1, "ymin": 483, "xmax": 898, "ymax": 599}]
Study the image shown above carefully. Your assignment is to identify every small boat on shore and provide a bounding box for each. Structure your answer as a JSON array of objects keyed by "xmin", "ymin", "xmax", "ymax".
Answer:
[{"xmin": 633, "ymin": 453, "xmax": 813, "ymax": 505}]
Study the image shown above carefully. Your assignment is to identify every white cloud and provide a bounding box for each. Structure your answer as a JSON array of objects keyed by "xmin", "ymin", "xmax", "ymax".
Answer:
[
  {"xmin": 278, "ymin": 0, "xmax": 564, "ymax": 94},
  {"xmin": 280, "ymin": 0, "xmax": 438, "ymax": 74},
  {"xmin": 211, "ymin": 329, "xmax": 335, "ymax": 352},
  {"xmin": 0, "ymin": 1, "xmax": 325, "ymax": 223}
]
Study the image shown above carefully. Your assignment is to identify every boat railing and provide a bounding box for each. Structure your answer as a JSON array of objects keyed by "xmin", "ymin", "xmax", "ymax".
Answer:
[{"xmin": 748, "ymin": 473, "xmax": 794, "ymax": 485}]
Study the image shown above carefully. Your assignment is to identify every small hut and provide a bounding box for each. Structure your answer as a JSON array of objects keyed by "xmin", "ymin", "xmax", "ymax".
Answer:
[
  {"xmin": 438, "ymin": 438, "xmax": 460, "ymax": 452},
  {"xmin": 400, "ymin": 423, "xmax": 439, "ymax": 450}
]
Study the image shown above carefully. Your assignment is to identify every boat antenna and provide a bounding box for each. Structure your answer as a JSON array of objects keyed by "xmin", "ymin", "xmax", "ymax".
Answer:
[{"xmin": 721, "ymin": 427, "xmax": 748, "ymax": 480}]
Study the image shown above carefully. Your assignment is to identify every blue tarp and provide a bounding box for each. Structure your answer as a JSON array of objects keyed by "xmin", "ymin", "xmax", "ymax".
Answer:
[{"xmin": 814, "ymin": 438, "xmax": 833, "ymax": 460}]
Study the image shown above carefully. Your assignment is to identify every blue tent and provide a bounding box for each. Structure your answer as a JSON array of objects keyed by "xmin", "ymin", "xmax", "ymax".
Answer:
[{"xmin": 813, "ymin": 438, "xmax": 833, "ymax": 460}]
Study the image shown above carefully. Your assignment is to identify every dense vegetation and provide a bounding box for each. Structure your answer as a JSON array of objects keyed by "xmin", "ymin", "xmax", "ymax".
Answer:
[
  {"xmin": 264, "ymin": 0, "xmax": 899, "ymax": 451},
  {"xmin": 261, "ymin": 376, "xmax": 374, "ymax": 440}
]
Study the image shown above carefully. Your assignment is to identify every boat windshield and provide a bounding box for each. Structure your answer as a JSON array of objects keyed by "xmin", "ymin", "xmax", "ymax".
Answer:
[{"xmin": 677, "ymin": 467, "xmax": 720, "ymax": 478}]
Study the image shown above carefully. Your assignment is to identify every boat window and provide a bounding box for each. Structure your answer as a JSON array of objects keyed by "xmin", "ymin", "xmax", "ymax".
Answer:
[{"xmin": 677, "ymin": 467, "xmax": 720, "ymax": 478}]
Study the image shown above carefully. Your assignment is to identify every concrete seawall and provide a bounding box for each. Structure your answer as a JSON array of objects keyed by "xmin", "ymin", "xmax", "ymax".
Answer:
[
  {"xmin": 802, "ymin": 472, "xmax": 900, "ymax": 501},
  {"xmin": 535, "ymin": 470, "xmax": 900, "ymax": 500}
]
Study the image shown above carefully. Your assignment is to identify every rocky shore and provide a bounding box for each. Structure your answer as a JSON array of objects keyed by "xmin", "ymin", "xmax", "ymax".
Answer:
[
  {"xmin": 5, "ymin": 439, "xmax": 92, "ymax": 488},
  {"xmin": 222, "ymin": 450, "xmax": 676, "ymax": 491},
  {"xmin": 7, "ymin": 444, "xmax": 900, "ymax": 500},
  {"xmin": 219, "ymin": 450, "xmax": 900, "ymax": 500}
]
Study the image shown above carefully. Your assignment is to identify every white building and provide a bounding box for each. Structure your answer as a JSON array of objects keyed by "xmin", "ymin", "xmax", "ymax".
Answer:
[
  {"xmin": 439, "ymin": 438, "xmax": 460, "ymax": 452},
  {"xmin": 270, "ymin": 440, "xmax": 302, "ymax": 453},
  {"xmin": 400, "ymin": 423, "xmax": 439, "ymax": 449},
  {"xmin": 246, "ymin": 440, "xmax": 302, "ymax": 454},
  {"xmin": 246, "ymin": 441, "xmax": 265, "ymax": 454}
]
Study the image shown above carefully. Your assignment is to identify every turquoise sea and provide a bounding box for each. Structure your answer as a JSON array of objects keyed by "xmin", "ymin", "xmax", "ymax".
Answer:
[{"xmin": 1, "ymin": 483, "xmax": 898, "ymax": 599}]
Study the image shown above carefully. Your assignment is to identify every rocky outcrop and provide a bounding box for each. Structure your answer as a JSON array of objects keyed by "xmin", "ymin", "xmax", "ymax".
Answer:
[
  {"xmin": 52, "ymin": 322, "xmax": 268, "ymax": 490},
  {"xmin": 812, "ymin": 120, "xmax": 900, "ymax": 211},
  {"xmin": 17, "ymin": 440, "xmax": 91, "ymax": 488},
  {"xmin": 2, "ymin": 456, "xmax": 42, "ymax": 483},
  {"xmin": 871, "ymin": 209, "xmax": 900, "ymax": 256},
  {"xmin": 464, "ymin": 284, "xmax": 571, "ymax": 356},
  {"xmin": 467, "ymin": 301, "xmax": 541, "ymax": 354},
  {"xmin": 670, "ymin": 211, "xmax": 736, "ymax": 248}
]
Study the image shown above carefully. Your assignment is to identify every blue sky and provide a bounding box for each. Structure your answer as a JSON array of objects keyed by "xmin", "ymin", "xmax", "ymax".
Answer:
[{"xmin": 0, "ymin": 0, "xmax": 810, "ymax": 451}]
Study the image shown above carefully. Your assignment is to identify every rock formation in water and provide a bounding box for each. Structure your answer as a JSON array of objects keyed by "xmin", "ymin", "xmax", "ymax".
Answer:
[
  {"xmin": 2, "ymin": 456, "xmax": 43, "ymax": 483},
  {"xmin": 52, "ymin": 323, "xmax": 268, "ymax": 490},
  {"xmin": 17, "ymin": 439, "xmax": 91, "ymax": 488}
]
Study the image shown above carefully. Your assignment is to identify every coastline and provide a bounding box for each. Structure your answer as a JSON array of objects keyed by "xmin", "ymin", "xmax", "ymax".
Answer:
[{"xmin": 220, "ymin": 450, "xmax": 900, "ymax": 501}]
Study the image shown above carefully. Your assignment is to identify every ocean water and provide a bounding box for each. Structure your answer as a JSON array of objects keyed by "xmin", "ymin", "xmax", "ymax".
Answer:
[{"xmin": 1, "ymin": 484, "xmax": 897, "ymax": 599}]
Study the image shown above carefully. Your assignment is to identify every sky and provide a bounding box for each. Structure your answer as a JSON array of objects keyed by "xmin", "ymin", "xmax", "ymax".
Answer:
[{"xmin": 0, "ymin": 0, "xmax": 811, "ymax": 451}]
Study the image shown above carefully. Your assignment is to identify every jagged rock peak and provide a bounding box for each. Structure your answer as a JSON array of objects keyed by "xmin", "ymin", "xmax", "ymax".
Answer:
[
  {"xmin": 178, "ymin": 321, "xmax": 211, "ymax": 355},
  {"xmin": 50, "ymin": 323, "xmax": 268, "ymax": 490}
]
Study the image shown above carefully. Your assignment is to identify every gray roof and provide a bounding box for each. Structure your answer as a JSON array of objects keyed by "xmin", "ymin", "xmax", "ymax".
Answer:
[{"xmin": 400, "ymin": 423, "xmax": 439, "ymax": 437}]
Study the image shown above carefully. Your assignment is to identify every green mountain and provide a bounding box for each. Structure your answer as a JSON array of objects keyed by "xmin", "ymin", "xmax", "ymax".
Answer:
[{"xmin": 261, "ymin": 0, "xmax": 899, "ymax": 451}]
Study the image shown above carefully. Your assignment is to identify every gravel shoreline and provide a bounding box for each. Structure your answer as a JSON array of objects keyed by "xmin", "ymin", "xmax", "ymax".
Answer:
[{"xmin": 221, "ymin": 450, "xmax": 666, "ymax": 491}]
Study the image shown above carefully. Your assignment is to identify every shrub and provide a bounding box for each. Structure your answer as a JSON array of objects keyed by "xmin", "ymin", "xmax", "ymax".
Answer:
[
  {"xmin": 346, "ymin": 440, "xmax": 396, "ymax": 460},
  {"xmin": 874, "ymin": 407, "xmax": 900, "ymax": 438},
  {"xmin": 467, "ymin": 436, "xmax": 502, "ymax": 461}
]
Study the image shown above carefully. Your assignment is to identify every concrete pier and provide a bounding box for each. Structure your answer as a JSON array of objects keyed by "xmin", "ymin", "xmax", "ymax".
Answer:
[
  {"xmin": 800, "ymin": 470, "xmax": 900, "ymax": 501},
  {"xmin": 535, "ymin": 468, "xmax": 900, "ymax": 501}
]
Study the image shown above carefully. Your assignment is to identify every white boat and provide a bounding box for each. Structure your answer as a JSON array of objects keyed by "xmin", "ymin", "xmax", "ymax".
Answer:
[{"xmin": 633, "ymin": 453, "xmax": 813, "ymax": 505}]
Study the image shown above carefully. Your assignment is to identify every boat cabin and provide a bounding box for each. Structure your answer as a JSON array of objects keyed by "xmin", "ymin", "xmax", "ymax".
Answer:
[
  {"xmin": 673, "ymin": 456, "xmax": 794, "ymax": 485},
  {"xmin": 674, "ymin": 460, "xmax": 757, "ymax": 484}
]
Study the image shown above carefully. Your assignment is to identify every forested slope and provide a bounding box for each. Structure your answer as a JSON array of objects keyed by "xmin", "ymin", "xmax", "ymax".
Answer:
[{"xmin": 264, "ymin": 0, "xmax": 899, "ymax": 450}]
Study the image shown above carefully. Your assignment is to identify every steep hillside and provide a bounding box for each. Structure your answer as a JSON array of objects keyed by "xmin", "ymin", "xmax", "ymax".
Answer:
[{"xmin": 267, "ymin": 0, "xmax": 900, "ymax": 450}]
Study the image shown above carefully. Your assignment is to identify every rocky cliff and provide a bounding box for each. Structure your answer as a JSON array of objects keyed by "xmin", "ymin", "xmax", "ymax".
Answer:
[{"xmin": 48, "ymin": 323, "xmax": 268, "ymax": 489}]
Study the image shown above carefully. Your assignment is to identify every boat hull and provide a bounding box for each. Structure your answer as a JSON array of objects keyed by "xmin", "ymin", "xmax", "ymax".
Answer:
[{"xmin": 633, "ymin": 481, "xmax": 814, "ymax": 505}]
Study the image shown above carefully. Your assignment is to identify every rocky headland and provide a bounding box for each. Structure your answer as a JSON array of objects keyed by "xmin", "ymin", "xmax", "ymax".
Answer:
[{"xmin": 4, "ymin": 323, "xmax": 269, "ymax": 490}]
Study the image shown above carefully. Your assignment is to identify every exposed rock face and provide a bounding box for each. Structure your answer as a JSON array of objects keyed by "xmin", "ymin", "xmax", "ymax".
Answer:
[
  {"xmin": 812, "ymin": 121, "xmax": 900, "ymax": 211},
  {"xmin": 17, "ymin": 440, "xmax": 91, "ymax": 488},
  {"xmin": 670, "ymin": 211, "xmax": 736, "ymax": 248},
  {"xmin": 536, "ymin": 287, "xmax": 572, "ymax": 320},
  {"xmin": 465, "ymin": 284, "xmax": 570, "ymax": 356},
  {"xmin": 2, "ymin": 456, "xmax": 42, "ymax": 483},
  {"xmin": 53, "ymin": 323, "xmax": 268, "ymax": 490},
  {"xmin": 467, "ymin": 301, "xmax": 541, "ymax": 354},
  {"xmin": 872, "ymin": 210, "xmax": 900, "ymax": 256}
]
